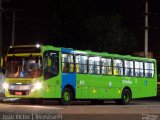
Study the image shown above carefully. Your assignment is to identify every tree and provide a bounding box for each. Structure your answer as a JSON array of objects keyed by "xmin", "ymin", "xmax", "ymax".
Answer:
[{"xmin": 85, "ymin": 13, "xmax": 137, "ymax": 54}]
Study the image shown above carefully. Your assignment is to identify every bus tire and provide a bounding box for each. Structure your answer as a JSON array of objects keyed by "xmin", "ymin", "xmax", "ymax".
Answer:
[
  {"xmin": 30, "ymin": 98, "xmax": 43, "ymax": 104},
  {"xmin": 115, "ymin": 89, "xmax": 132, "ymax": 105},
  {"xmin": 60, "ymin": 88, "xmax": 73, "ymax": 105}
]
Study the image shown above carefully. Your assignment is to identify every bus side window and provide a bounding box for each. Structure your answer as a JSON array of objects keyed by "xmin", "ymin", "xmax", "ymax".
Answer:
[
  {"xmin": 107, "ymin": 67, "xmax": 112, "ymax": 75},
  {"xmin": 75, "ymin": 55, "xmax": 88, "ymax": 74},
  {"xmin": 135, "ymin": 61, "xmax": 144, "ymax": 77},
  {"xmin": 101, "ymin": 58, "xmax": 112, "ymax": 75},
  {"xmin": 62, "ymin": 63, "xmax": 65, "ymax": 72},
  {"xmin": 113, "ymin": 59, "xmax": 123, "ymax": 76},
  {"xmin": 62, "ymin": 63, "xmax": 67, "ymax": 72},
  {"xmin": 145, "ymin": 62, "xmax": 154, "ymax": 78},
  {"xmin": 114, "ymin": 68, "xmax": 119, "ymax": 75},
  {"xmin": 88, "ymin": 57, "xmax": 100, "ymax": 74},
  {"xmin": 69, "ymin": 64, "xmax": 74, "ymax": 72},
  {"xmin": 124, "ymin": 60, "xmax": 134, "ymax": 77},
  {"xmin": 62, "ymin": 54, "xmax": 74, "ymax": 73},
  {"xmin": 76, "ymin": 64, "xmax": 80, "ymax": 73}
]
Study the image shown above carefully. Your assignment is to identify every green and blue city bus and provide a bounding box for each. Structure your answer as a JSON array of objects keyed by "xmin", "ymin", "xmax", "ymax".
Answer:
[{"xmin": 3, "ymin": 44, "xmax": 157, "ymax": 105}]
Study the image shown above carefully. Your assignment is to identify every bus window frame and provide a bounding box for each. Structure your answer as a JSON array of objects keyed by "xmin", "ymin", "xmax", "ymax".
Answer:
[
  {"xmin": 112, "ymin": 58, "xmax": 124, "ymax": 76},
  {"xmin": 61, "ymin": 53, "xmax": 75, "ymax": 73},
  {"xmin": 144, "ymin": 61, "xmax": 155, "ymax": 78},
  {"xmin": 75, "ymin": 54, "xmax": 88, "ymax": 74},
  {"xmin": 88, "ymin": 56, "xmax": 101, "ymax": 75},
  {"xmin": 134, "ymin": 60, "xmax": 145, "ymax": 78},
  {"xmin": 124, "ymin": 60, "xmax": 134, "ymax": 77},
  {"xmin": 100, "ymin": 57, "xmax": 113, "ymax": 76}
]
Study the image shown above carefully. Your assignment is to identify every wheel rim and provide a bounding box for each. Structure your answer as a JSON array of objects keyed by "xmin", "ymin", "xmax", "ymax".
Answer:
[
  {"xmin": 124, "ymin": 93, "xmax": 129, "ymax": 103},
  {"xmin": 63, "ymin": 91, "xmax": 70, "ymax": 102}
]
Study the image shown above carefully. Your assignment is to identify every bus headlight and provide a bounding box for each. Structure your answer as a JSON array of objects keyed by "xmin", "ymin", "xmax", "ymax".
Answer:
[
  {"xmin": 3, "ymin": 82, "xmax": 9, "ymax": 89},
  {"xmin": 33, "ymin": 82, "xmax": 42, "ymax": 90},
  {"xmin": 35, "ymin": 44, "xmax": 40, "ymax": 48}
]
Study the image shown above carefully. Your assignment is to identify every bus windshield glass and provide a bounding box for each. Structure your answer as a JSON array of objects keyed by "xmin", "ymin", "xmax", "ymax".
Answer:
[{"xmin": 5, "ymin": 56, "xmax": 42, "ymax": 78}]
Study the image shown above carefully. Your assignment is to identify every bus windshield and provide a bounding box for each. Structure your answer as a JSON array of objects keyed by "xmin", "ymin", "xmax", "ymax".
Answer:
[{"xmin": 6, "ymin": 56, "xmax": 42, "ymax": 78}]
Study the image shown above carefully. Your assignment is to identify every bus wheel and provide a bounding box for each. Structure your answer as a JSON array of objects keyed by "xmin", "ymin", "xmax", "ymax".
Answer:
[
  {"xmin": 116, "ymin": 89, "xmax": 131, "ymax": 105},
  {"xmin": 30, "ymin": 98, "xmax": 43, "ymax": 104},
  {"xmin": 60, "ymin": 88, "xmax": 73, "ymax": 105}
]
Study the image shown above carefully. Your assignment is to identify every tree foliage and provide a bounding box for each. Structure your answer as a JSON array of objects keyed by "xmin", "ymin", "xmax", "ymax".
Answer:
[
  {"xmin": 85, "ymin": 13, "xmax": 137, "ymax": 54},
  {"xmin": 50, "ymin": 12, "xmax": 137, "ymax": 54}
]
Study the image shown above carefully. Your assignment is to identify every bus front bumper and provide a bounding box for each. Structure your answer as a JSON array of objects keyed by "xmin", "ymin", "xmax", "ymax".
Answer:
[{"xmin": 3, "ymin": 82, "xmax": 44, "ymax": 98}]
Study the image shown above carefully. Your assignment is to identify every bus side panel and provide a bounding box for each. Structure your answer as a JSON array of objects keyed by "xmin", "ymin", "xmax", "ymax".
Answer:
[
  {"xmin": 136, "ymin": 61, "xmax": 157, "ymax": 98},
  {"xmin": 62, "ymin": 73, "xmax": 76, "ymax": 91},
  {"xmin": 76, "ymin": 74, "xmax": 122, "ymax": 99},
  {"xmin": 76, "ymin": 74, "xmax": 139, "ymax": 99},
  {"xmin": 61, "ymin": 48, "xmax": 76, "ymax": 93},
  {"xmin": 43, "ymin": 75, "xmax": 62, "ymax": 98},
  {"xmin": 137, "ymin": 78, "xmax": 157, "ymax": 98},
  {"xmin": 120, "ymin": 77, "xmax": 138, "ymax": 99},
  {"xmin": 76, "ymin": 74, "xmax": 88, "ymax": 99}
]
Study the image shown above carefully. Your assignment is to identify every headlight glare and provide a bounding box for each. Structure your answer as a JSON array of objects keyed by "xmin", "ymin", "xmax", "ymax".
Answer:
[
  {"xmin": 3, "ymin": 82, "xmax": 9, "ymax": 89},
  {"xmin": 34, "ymin": 82, "xmax": 42, "ymax": 90}
]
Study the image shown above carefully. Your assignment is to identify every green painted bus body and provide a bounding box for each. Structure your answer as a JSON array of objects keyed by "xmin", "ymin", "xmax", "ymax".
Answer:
[
  {"xmin": 75, "ymin": 50, "xmax": 157, "ymax": 99},
  {"xmin": 5, "ymin": 45, "xmax": 62, "ymax": 99},
  {"xmin": 4, "ymin": 45, "xmax": 157, "ymax": 101}
]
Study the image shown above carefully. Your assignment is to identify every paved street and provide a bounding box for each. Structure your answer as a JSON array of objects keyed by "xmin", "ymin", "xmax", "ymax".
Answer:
[{"xmin": 0, "ymin": 97, "xmax": 160, "ymax": 120}]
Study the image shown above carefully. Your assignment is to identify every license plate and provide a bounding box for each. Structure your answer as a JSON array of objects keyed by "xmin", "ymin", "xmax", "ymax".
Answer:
[
  {"xmin": 15, "ymin": 92, "xmax": 22, "ymax": 95},
  {"xmin": 9, "ymin": 85, "xmax": 30, "ymax": 90}
]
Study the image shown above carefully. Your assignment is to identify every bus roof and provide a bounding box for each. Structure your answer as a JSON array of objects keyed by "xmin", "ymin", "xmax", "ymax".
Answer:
[
  {"xmin": 7, "ymin": 45, "xmax": 156, "ymax": 62},
  {"xmin": 74, "ymin": 50, "xmax": 156, "ymax": 62}
]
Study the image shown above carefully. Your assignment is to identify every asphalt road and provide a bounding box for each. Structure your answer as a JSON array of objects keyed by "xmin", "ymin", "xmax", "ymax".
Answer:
[{"xmin": 0, "ymin": 98, "xmax": 160, "ymax": 120}]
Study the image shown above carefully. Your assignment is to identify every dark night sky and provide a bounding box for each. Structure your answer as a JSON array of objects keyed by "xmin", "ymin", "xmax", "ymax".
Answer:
[{"xmin": 2, "ymin": 0, "xmax": 160, "ymax": 56}]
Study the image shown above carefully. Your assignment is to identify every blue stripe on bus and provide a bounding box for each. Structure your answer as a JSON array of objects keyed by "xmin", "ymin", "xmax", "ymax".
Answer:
[
  {"xmin": 61, "ymin": 48, "xmax": 76, "ymax": 91},
  {"xmin": 62, "ymin": 48, "xmax": 74, "ymax": 53},
  {"xmin": 62, "ymin": 73, "xmax": 76, "ymax": 91}
]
